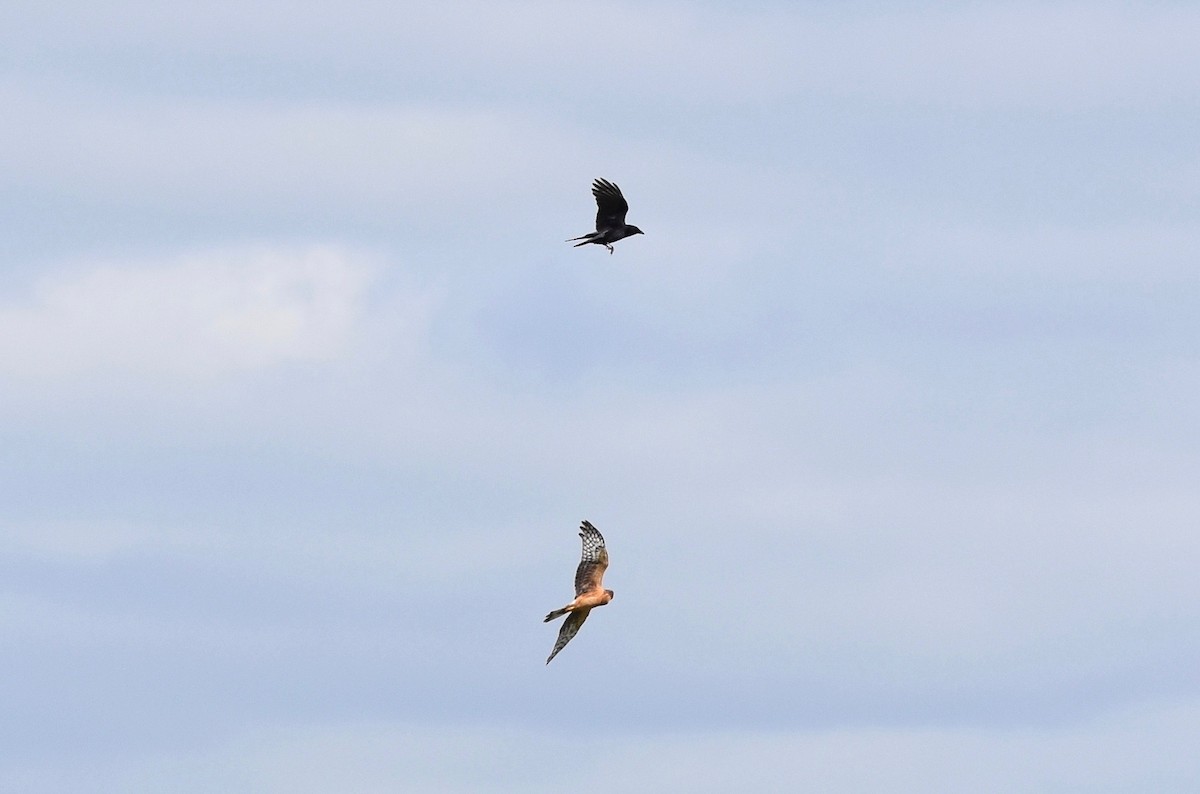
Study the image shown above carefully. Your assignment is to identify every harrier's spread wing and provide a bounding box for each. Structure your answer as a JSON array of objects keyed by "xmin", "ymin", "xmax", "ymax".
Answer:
[
  {"xmin": 546, "ymin": 608, "xmax": 590, "ymax": 664},
  {"xmin": 574, "ymin": 520, "xmax": 609, "ymax": 596},
  {"xmin": 592, "ymin": 179, "xmax": 630, "ymax": 231}
]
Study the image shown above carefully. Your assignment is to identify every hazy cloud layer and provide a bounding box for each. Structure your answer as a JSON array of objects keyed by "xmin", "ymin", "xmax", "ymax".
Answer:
[
  {"xmin": 5, "ymin": 703, "xmax": 1199, "ymax": 793},
  {"xmin": 2, "ymin": 2, "xmax": 1198, "ymax": 792},
  {"xmin": 0, "ymin": 247, "xmax": 382, "ymax": 379}
]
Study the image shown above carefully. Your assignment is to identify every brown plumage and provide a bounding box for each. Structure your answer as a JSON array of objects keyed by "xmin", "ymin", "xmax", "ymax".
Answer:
[{"xmin": 543, "ymin": 520, "xmax": 614, "ymax": 664}]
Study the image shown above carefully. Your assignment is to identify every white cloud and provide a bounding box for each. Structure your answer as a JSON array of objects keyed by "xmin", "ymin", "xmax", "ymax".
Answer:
[{"xmin": 0, "ymin": 246, "xmax": 380, "ymax": 379}]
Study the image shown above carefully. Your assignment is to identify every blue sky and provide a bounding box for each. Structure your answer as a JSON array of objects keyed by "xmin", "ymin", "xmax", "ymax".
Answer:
[{"xmin": 3, "ymin": 1, "xmax": 1199, "ymax": 791}]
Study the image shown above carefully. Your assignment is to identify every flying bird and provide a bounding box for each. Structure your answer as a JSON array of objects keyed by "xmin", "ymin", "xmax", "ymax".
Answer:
[
  {"xmin": 566, "ymin": 178, "xmax": 644, "ymax": 254},
  {"xmin": 543, "ymin": 520, "xmax": 614, "ymax": 664}
]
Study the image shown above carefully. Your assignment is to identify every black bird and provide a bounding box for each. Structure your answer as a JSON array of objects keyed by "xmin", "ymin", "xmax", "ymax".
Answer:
[{"xmin": 567, "ymin": 178, "xmax": 644, "ymax": 254}]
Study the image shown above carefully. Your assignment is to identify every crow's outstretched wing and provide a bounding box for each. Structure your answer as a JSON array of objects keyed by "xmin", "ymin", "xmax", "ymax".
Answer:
[{"xmin": 592, "ymin": 179, "xmax": 630, "ymax": 231}]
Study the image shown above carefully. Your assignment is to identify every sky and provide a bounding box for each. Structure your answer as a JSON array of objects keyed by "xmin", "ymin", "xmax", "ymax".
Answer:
[{"xmin": 2, "ymin": 1, "xmax": 1199, "ymax": 791}]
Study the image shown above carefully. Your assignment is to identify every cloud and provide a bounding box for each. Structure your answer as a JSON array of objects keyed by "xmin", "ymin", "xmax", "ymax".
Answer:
[
  {"xmin": 1, "ymin": 3, "xmax": 1197, "ymax": 786},
  {"xmin": 0, "ymin": 246, "xmax": 380, "ymax": 380},
  {"xmin": 6, "ymin": 701, "xmax": 1199, "ymax": 793},
  {"xmin": 0, "ymin": 84, "xmax": 591, "ymax": 230},
  {"xmin": 6, "ymin": 2, "xmax": 1200, "ymax": 111}
]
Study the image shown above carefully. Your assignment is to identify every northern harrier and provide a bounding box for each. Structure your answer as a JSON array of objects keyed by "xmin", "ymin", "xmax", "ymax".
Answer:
[
  {"xmin": 566, "ymin": 178, "xmax": 644, "ymax": 254},
  {"xmin": 543, "ymin": 520, "xmax": 614, "ymax": 664}
]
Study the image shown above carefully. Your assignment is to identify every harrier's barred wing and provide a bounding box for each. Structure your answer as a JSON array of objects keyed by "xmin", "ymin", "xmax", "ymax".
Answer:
[
  {"xmin": 546, "ymin": 609, "xmax": 590, "ymax": 664},
  {"xmin": 574, "ymin": 521, "xmax": 609, "ymax": 596}
]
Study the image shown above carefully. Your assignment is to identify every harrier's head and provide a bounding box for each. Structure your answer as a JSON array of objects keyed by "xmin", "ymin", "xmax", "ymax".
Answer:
[{"xmin": 627, "ymin": 226, "xmax": 644, "ymax": 236}]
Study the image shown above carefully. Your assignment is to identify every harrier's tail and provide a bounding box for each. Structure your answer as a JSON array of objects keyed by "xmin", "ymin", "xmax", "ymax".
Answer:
[
  {"xmin": 543, "ymin": 606, "xmax": 570, "ymax": 622},
  {"xmin": 566, "ymin": 233, "xmax": 596, "ymax": 245}
]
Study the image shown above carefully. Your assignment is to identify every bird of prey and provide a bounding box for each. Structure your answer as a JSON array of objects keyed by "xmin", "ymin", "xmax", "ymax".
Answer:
[
  {"xmin": 566, "ymin": 178, "xmax": 644, "ymax": 254},
  {"xmin": 543, "ymin": 520, "xmax": 614, "ymax": 664}
]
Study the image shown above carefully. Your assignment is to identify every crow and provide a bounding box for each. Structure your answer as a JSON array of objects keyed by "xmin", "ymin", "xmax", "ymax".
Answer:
[{"xmin": 567, "ymin": 178, "xmax": 644, "ymax": 254}]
